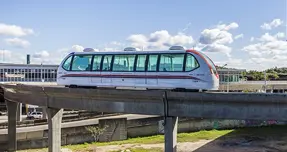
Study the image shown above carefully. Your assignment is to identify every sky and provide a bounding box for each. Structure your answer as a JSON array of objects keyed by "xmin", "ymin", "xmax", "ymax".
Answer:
[{"xmin": 0, "ymin": 0, "xmax": 286, "ymax": 71}]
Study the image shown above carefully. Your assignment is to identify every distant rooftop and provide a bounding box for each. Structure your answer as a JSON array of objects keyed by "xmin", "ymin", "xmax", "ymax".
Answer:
[
  {"xmin": 218, "ymin": 68, "xmax": 246, "ymax": 72},
  {"xmin": 0, "ymin": 63, "xmax": 59, "ymax": 68}
]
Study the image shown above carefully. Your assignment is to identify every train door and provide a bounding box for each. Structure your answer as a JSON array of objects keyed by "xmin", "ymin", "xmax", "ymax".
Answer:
[
  {"xmin": 134, "ymin": 54, "xmax": 147, "ymax": 87},
  {"xmin": 69, "ymin": 54, "xmax": 93, "ymax": 86},
  {"xmin": 145, "ymin": 54, "xmax": 159, "ymax": 88},
  {"xmin": 157, "ymin": 53, "xmax": 185, "ymax": 88},
  {"xmin": 91, "ymin": 55, "xmax": 102, "ymax": 85},
  {"xmin": 111, "ymin": 54, "xmax": 135, "ymax": 87},
  {"xmin": 101, "ymin": 54, "xmax": 113, "ymax": 86}
]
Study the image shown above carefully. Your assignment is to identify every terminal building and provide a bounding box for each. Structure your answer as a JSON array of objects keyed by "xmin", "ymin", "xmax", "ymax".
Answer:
[
  {"xmin": 217, "ymin": 68, "xmax": 246, "ymax": 84},
  {"xmin": 0, "ymin": 63, "xmax": 58, "ymax": 82}
]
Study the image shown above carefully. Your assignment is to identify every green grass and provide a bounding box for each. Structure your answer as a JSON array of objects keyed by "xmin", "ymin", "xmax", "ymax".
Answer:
[
  {"xmin": 63, "ymin": 129, "xmax": 233, "ymax": 151},
  {"xmin": 17, "ymin": 129, "xmax": 233, "ymax": 151}
]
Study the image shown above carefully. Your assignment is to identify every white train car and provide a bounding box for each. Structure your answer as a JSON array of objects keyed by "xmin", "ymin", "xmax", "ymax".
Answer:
[{"xmin": 56, "ymin": 46, "xmax": 219, "ymax": 91}]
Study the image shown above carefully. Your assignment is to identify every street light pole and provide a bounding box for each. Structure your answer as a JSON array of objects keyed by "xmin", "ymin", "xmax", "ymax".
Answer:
[
  {"xmin": 264, "ymin": 70, "xmax": 267, "ymax": 92},
  {"xmin": 227, "ymin": 70, "xmax": 229, "ymax": 93},
  {"xmin": 222, "ymin": 64, "xmax": 229, "ymax": 92}
]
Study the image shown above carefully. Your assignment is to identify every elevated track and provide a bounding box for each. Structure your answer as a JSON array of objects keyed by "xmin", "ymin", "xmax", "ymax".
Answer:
[{"xmin": 1, "ymin": 84, "xmax": 287, "ymax": 152}]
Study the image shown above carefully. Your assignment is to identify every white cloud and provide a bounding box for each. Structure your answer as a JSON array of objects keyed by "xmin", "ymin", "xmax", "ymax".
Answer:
[
  {"xmin": 248, "ymin": 50, "xmax": 262, "ymax": 57},
  {"xmin": 260, "ymin": 19, "xmax": 284, "ymax": 30},
  {"xmin": 0, "ymin": 49, "xmax": 26, "ymax": 64},
  {"xmin": 0, "ymin": 49, "xmax": 12, "ymax": 59},
  {"xmin": 242, "ymin": 32, "xmax": 287, "ymax": 65},
  {"xmin": 258, "ymin": 33, "xmax": 277, "ymax": 42},
  {"xmin": 32, "ymin": 50, "xmax": 50, "ymax": 58},
  {"xmin": 110, "ymin": 41, "xmax": 123, "ymax": 46},
  {"xmin": 258, "ymin": 32, "xmax": 286, "ymax": 42},
  {"xmin": 199, "ymin": 28, "xmax": 233, "ymax": 44},
  {"xmin": 197, "ymin": 22, "xmax": 238, "ymax": 57},
  {"xmin": 234, "ymin": 34, "xmax": 244, "ymax": 40},
  {"xmin": 0, "ymin": 23, "xmax": 34, "ymax": 37},
  {"xmin": 240, "ymin": 28, "xmax": 287, "ymax": 69},
  {"xmin": 250, "ymin": 37, "xmax": 255, "ymax": 42},
  {"xmin": 127, "ymin": 34, "xmax": 148, "ymax": 49},
  {"xmin": 71, "ymin": 45, "xmax": 84, "ymax": 52},
  {"xmin": 4, "ymin": 38, "xmax": 30, "ymax": 48},
  {"xmin": 199, "ymin": 22, "xmax": 238, "ymax": 45},
  {"xmin": 243, "ymin": 40, "xmax": 287, "ymax": 55},
  {"xmin": 214, "ymin": 57, "xmax": 244, "ymax": 69},
  {"xmin": 216, "ymin": 22, "xmax": 239, "ymax": 31},
  {"xmin": 127, "ymin": 30, "xmax": 194, "ymax": 50},
  {"xmin": 201, "ymin": 43, "xmax": 232, "ymax": 57},
  {"xmin": 58, "ymin": 44, "xmax": 88, "ymax": 55}
]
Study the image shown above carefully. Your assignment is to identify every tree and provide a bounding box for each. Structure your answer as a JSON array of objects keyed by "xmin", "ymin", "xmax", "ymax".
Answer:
[{"xmin": 85, "ymin": 125, "xmax": 109, "ymax": 142}]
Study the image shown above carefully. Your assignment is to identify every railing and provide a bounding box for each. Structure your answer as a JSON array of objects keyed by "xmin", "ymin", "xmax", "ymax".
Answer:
[{"xmin": 220, "ymin": 80, "xmax": 287, "ymax": 85}]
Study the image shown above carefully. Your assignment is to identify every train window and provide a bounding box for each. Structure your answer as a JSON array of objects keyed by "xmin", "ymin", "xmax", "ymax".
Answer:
[
  {"xmin": 159, "ymin": 54, "xmax": 184, "ymax": 72},
  {"xmin": 185, "ymin": 54, "xmax": 199, "ymax": 71},
  {"xmin": 147, "ymin": 54, "xmax": 158, "ymax": 72},
  {"xmin": 135, "ymin": 55, "xmax": 146, "ymax": 71},
  {"xmin": 71, "ymin": 55, "xmax": 93, "ymax": 71},
  {"xmin": 102, "ymin": 55, "xmax": 113, "ymax": 71},
  {"xmin": 92, "ymin": 55, "xmax": 102, "ymax": 71},
  {"xmin": 62, "ymin": 55, "xmax": 73, "ymax": 71},
  {"xmin": 113, "ymin": 54, "xmax": 135, "ymax": 71}
]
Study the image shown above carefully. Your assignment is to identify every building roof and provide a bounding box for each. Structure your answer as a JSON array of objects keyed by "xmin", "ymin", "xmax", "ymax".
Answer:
[
  {"xmin": 0, "ymin": 63, "xmax": 58, "ymax": 68},
  {"xmin": 218, "ymin": 68, "xmax": 246, "ymax": 72}
]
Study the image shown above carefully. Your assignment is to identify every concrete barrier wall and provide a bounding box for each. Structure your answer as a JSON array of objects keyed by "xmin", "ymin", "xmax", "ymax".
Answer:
[
  {"xmin": 0, "ymin": 117, "xmax": 286, "ymax": 151},
  {"xmin": 0, "ymin": 113, "xmax": 121, "ymax": 129}
]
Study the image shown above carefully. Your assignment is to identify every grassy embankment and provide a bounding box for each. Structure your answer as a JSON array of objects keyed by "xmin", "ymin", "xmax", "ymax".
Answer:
[{"xmin": 18, "ymin": 125, "xmax": 287, "ymax": 152}]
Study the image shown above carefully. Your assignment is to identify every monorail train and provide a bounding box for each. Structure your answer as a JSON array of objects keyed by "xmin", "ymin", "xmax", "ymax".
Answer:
[{"xmin": 56, "ymin": 46, "xmax": 219, "ymax": 91}]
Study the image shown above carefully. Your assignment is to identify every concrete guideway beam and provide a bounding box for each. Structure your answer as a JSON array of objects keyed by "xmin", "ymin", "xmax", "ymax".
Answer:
[
  {"xmin": 47, "ymin": 107, "xmax": 63, "ymax": 152},
  {"xmin": 6, "ymin": 100, "xmax": 19, "ymax": 152}
]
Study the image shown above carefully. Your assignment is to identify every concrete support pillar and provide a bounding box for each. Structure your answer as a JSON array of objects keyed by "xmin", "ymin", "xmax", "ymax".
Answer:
[
  {"xmin": 47, "ymin": 107, "xmax": 63, "ymax": 152},
  {"xmin": 6, "ymin": 100, "xmax": 19, "ymax": 152},
  {"xmin": 164, "ymin": 116, "xmax": 178, "ymax": 152},
  {"xmin": 42, "ymin": 107, "xmax": 48, "ymax": 119},
  {"xmin": 16, "ymin": 103, "xmax": 22, "ymax": 122},
  {"xmin": 99, "ymin": 118, "xmax": 127, "ymax": 142}
]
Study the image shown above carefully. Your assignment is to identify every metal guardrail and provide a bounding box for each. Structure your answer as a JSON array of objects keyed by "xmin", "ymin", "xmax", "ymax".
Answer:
[{"xmin": 238, "ymin": 81, "xmax": 287, "ymax": 84}]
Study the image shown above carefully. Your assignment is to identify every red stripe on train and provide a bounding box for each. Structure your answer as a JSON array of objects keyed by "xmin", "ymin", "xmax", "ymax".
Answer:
[{"xmin": 60, "ymin": 74, "xmax": 203, "ymax": 81}]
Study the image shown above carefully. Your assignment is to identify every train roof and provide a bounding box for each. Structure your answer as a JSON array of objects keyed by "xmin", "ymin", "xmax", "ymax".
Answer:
[
  {"xmin": 70, "ymin": 49, "xmax": 204, "ymax": 56},
  {"xmin": 67, "ymin": 46, "xmax": 202, "ymax": 55}
]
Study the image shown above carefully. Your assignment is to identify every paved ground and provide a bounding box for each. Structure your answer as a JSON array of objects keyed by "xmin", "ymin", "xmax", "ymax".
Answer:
[
  {"xmin": 0, "ymin": 115, "xmax": 27, "ymax": 123},
  {"xmin": 93, "ymin": 138, "xmax": 287, "ymax": 152}
]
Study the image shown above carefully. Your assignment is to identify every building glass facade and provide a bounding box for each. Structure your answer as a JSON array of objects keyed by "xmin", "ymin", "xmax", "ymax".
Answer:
[{"xmin": 217, "ymin": 69, "xmax": 246, "ymax": 84}]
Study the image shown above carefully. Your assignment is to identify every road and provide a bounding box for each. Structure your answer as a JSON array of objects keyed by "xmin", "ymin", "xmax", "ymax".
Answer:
[
  {"xmin": 0, "ymin": 115, "xmax": 27, "ymax": 123},
  {"xmin": 0, "ymin": 114, "xmax": 159, "ymax": 134}
]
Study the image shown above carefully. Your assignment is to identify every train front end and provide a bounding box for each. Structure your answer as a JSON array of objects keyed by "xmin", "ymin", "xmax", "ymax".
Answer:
[{"xmin": 187, "ymin": 50, "xmax": 219, "ymax": 90}]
